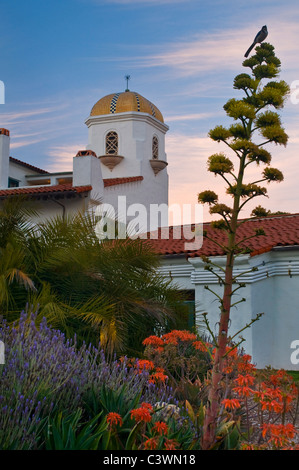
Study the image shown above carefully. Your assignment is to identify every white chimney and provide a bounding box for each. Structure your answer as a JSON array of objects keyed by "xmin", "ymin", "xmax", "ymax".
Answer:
[
  {"xmin": 73, "ymin": 150, "xmax": 104, "ymax": 201},
  {"xmin": 0, "ymin": 128, "xmax": 10, "ymax": 189}
]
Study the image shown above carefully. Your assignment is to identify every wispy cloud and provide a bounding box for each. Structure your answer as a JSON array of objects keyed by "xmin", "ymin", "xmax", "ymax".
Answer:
[
  {"xmin": 0, "ymin": 97, "xmax": 90, "ymax": 156},
  {"xmin": 166, "ymin": 113, "xmax": 213, "ymax": 122},
  {"xmin": 46, "ymin": 144, "xmax": 86, "ymax": 172},
  {"xmin": 96, "ymin": 17, "xmax": 299, "ymax": 80},
  {"xmin": 0, "ymin": 104, "xmax": 68, "ymax": 125},
  {"xmin": 10, "ymin": 138, "xmax": 51, "ymax": 149}
]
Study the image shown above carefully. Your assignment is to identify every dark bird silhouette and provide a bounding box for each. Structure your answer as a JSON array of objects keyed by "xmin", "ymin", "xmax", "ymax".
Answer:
[{"xmin": 244, "ymin": 25, "xmax": 268, "ymax": 58}]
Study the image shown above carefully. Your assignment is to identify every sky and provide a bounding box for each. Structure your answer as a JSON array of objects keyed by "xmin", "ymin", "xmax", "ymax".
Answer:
[{"xmin": 1, "ymin": 0, "xmax": 299, "ymax": 223}]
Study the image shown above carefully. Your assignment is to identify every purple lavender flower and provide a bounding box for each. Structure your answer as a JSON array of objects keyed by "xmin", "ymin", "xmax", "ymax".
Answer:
[{"xmin": 0, "ymin": 310, "xmax": 174, "ymax": 449}]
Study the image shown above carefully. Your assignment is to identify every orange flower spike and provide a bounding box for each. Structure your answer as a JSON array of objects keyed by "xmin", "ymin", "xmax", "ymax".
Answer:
[
  {"xmin": 106, "ymin": 412, "xmax": 123, "ymax": 429},
  {"xmin": 225, "ymin": 346, "xmax": 238, "ymax": 357},
  {"xmin": 152, "ymin": 421, "xmax": 168, "ymax": 436},
  {"xmin": 144, "ymin": 437, "xmax": 159, "ymax": 450},
  {"xmin": 162, "ymin": 329, "xmax": 196, "ymax": 345},
  {"xmin": 164, "ymin": 439, "xmax": 179, "ymax": 450},
  {"xmin": 222, "ymin": 398, "xmax": 241, "ymax": 410},
  {"xmin": 235, "ymin": 374, "xmax": 255, "ymax": 387},
  {"xmin": 142, "ymin": 335, "xmax": 164, "ymax": 347},
  {"xmin": 263, "ymin": 423, "xmax": 297, "ymax": 448},
  {"xmin": 136, "ymin": 359, "xmax": 155, "ymax": 371},
  {"xmin": 192, "ymin": 341, "xmax": 208, "ymax": 352},
  {"xmin": 140, "ymin": 402, "xmax": 153, "ymax": 412},
  {"xmin": 155, "ymin": 367, "xmax": 166, "ymax": 374},
  {"xmin": 130, "ymin": 407, "xmax": 152, "ymax": 423},
  {"xmin": 233, "ymin": 385, "xmax": 254, "ymax": 398},
  {"xmin": 149, "ymin": 371, "xmax": 168, "ymax": 384}
]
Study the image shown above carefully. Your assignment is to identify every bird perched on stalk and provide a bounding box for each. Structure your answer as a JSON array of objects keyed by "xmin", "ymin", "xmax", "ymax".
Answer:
[{"xmin": 244, "ymin": 25, "xmax": 268, "ymax": 57}]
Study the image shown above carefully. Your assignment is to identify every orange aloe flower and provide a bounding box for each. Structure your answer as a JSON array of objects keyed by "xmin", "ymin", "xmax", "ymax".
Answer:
[
  {"xmin": 149, "ymin": 371, "xmax": 168, "ymax": 384},
  {"xmin": 164, "ymin": 439, "xmax": 179, "ymax": 450},
  {"xmin": 140, "ymin": 402, "xmax": 153, "ymax": 412},
  {"xmin": 262, "ymin": 423, "xmax": 297, "ymax": 448},
  {"xmin": 142, "ymin": 336, "xmax": 164, "ymax": 347},
  {"xmin": 192, "ymin": 341, "xmax": 208, "ymax": 352},
  {"xmin": 234, "ymin": 374, "xmax": 255, "ymax": 387},
  {"xmin": 233, "ymin": 385, "xmax": 254, "ymax": 398},
  {"xmin": 144, "ymin": 437, "xmax": 159, "ymax": 450},
  {"xmin": 152, "ymin": 421, "xmax": 168, "ymax": 436},
  {"xmin": 135, "ymin": 359, "xmax": 155, "ymax": 371},
  {"xmin": 130, "ymin": 406, "xmax": 152, "ymax": 423},
  {"xmin": 162, "ymin": 330, "xmax": 197, "ymax": 345},
  {"xmin": 106, "ymin": 412, "xmax": 123, "ymax": 429},
  {"xmin": 222, "ymin": 398, "xmax": 241, "ymax": 410}
]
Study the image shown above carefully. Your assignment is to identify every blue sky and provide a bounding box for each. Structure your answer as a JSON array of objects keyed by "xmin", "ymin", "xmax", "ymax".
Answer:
[{"xmin": 1, "ymin": 0, "xmax": 299, "ymax": 221}]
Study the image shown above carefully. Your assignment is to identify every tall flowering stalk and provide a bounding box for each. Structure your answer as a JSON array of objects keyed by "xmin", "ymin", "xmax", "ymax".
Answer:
[{"xmin": 197, "ymin": 43, "xmax": 289, "ymax": 449}]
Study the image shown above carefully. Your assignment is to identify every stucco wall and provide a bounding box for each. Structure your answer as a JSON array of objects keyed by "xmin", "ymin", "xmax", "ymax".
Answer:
[{"xmin": 159, "ymin": 249, "xmax": 299, "ymax": 370}]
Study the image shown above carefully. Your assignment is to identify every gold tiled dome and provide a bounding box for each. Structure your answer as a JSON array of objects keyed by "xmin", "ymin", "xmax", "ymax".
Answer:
[{"xmin": 90, "ymin": 91, "xmax": 164, "ymax": 123}]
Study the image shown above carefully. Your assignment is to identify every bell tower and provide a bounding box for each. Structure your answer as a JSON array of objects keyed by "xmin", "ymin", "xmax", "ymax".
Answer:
[{"xmin": 84, "ymin": 87, "xmax": 169, "ymax": 230}]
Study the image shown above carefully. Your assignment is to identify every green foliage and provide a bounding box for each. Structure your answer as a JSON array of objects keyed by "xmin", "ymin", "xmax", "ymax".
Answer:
[
  {"xmin": 233, "ymin": 73, "xmax": 258, "ymax": 92},
  {"xmin": 260, "ymin": 125, "xmax": 288, "ymax": 145},
  {"xmin": 0, "ymin": 204, "xmax": 186, "ymax": 356},
  {"xmin": 229, "ymin": 123, "xmax": 247, "ymax": 139},
  {"xmin": 247, "ymin": 147, "xmax": 272, "ymax": 165},
  {"xmin": 208, "ymin": 126, "xmax": 232, "ymax": 142},
  {"xmin": 207, "ymin": 154, "xmax": 234, "ymax": 175},
  {"xmin": 209, "ymin": 204, "xmax": 232, "ymax": 217},
  {"xmin": 198, "ymin": 190, "xmax": 218, "ymax": 205},
  {"xmin": 226, "ymin": 183, "xmax": 267, "ymax": 198},
  {"xmin": 251, "ymin": 205, "xmax": 270, "ymax": 217},
  {"xmin": 262, "ymin": 167, "xmax": 284, "ymax": 182},
  {"xmin": 258, "ymin": 84, "xmax": 288, "ymax": 108},
  {"xmin": 210, "ymin": 219, "xmax": 228, "ymax": 230},
  {"xmin": 43, "ymin": 409, "xmax": 107, "ymax": 450},
  {"xmin": 223, "ymin": 99, "xmax": 256, "ymax": 120},
  {"xmin": 255, "ymin": 110, "xmax": 281, "ymax": 128}
]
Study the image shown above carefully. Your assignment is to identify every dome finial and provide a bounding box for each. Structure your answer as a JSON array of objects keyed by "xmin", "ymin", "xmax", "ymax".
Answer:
[{"xmin": 125, "ymin": 74, "xmax": 130, "ymax": 92}]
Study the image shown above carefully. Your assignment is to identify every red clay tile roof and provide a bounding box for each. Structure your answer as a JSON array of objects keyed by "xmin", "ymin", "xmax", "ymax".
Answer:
[
  {"xmin": 9, "ymin": 157, "xmax": 50, "ymax": 174},
  {"xmin": 147, "ymin": 213, "xmax": 299, "ymax": 258},
  {"xmin": 103, "ymin": 176, "xmax": 144, "ymax": 187},
  {"xmin": 0, "ymin": 184, "xmax": 92, "ymax": 198}
]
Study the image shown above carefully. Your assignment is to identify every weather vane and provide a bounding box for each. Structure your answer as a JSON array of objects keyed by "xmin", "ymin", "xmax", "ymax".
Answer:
[{"xmin": 125, "ymin": 75, "xmax": 130, "ymax": 91}]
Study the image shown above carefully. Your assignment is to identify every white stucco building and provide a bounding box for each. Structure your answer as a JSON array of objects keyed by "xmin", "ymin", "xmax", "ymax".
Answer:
[
  {"xmin": 0, "ymin": 90, "xmax": 169, "ymax": 230},
  {"xmin": 149, "ymin": 217, "xmax": 299, "ymax": 371},
  {"xmin": 0, "ymin": 88, "xmax": 298, "ymax": 370}
]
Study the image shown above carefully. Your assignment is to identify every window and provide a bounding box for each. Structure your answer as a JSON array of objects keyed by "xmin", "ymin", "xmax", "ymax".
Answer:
[
  {"xmin": 152, "ymin": 136, "xmax": 159, "ymax": 159},
  {"xmin": 105, "ymin": 131, "xmax": 118, "ymax": 155},
  {"xmin": 180, "ymin": 290, "xmax": 195, "ymax": 329},
  {"xmin": 8, "ymin": 177, "xmax": 20, "ymax": 188}
]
